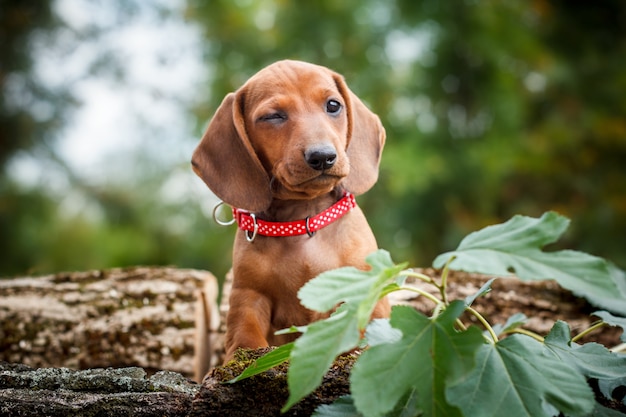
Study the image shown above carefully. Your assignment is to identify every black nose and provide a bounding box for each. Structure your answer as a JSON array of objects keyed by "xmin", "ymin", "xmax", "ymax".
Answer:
[{"xmin": 305, "ymin": 145, "xmax": 337, "ymax": 171}]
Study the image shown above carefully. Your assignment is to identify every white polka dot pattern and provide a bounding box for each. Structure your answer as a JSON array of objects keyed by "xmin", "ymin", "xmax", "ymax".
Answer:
[{"xmin": 233, "ymin": 192, "xmax": 356, "ymax": 237}]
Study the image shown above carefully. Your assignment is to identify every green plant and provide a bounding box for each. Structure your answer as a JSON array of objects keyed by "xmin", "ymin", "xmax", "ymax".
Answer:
[{"xmin": 229, "ymin": 212, "xmax": 626, "ymax": 416}]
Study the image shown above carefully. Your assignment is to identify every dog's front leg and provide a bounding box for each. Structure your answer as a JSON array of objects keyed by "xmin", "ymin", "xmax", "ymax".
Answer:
[{"xmin": 223, "ymin": 287, "xmax": 273, "ymax": 362}]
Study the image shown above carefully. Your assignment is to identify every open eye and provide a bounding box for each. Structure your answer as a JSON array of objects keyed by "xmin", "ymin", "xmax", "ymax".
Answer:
[{"xmin": 326, "ymin": 99, "xmax": 342, "ymax": 115}]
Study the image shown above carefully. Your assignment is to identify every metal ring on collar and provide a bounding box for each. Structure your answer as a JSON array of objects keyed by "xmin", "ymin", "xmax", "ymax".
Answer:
[
  {"xmin": 245, "ymin": 213, "xmax": 259, "ymax": 242},
  {"xmin": 212, "ymin": 201, "xmax": 236, "ymax": 226},
  {"xmin": 305, "ymin": 216, "xmax": 316, "ymax": 237}
]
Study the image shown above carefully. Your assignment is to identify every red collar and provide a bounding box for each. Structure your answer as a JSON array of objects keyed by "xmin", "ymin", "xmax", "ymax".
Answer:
[{"xmin": 232, "ymin": 192, "xmax": 356, "ymax": 241}]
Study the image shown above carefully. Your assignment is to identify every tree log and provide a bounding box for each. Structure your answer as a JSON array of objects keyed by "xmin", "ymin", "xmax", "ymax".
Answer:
[
  {"xmin": 1, "ymin": 267, "xmax": 622, "ymax": 415},
  {"xmin": 0, "ymin": 361, "xmax": 198, "ymax": 416},
  {"xmin": 0, "ymin": 267, "xmax": 219, "ymax": 379}
]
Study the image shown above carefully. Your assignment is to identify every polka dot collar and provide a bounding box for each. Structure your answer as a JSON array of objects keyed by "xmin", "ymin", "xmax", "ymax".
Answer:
[{"xmin": 233, "ymin": 192, "xmax": 357, "ymax": 242}]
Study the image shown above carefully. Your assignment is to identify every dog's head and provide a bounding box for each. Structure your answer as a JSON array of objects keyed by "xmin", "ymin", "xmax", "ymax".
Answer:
[{"xmin": 192, "ymin": 60, "xmax": 386, "ymax": 212}]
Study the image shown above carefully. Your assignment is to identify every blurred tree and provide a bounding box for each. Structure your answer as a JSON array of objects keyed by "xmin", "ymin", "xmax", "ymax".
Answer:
[
  {"xmin": 186, "ymin": 0, "xmax": 626, "ymax": 269},
  {"xmin": 1, "ymin": 1, "xmax": 73, "ymax": 275},
  {"xmin": 0, "ymin": 1, "xmax": 73, "ymax": 166},
  {"xmin": 2, "ymin": 0, "xmax": 625, "ymax": 278},
  {"xmin": 508, "ymin": 1, "xmax": 626, "ymax": 263},
  {"xmin": 1, "ymin": 0, "xmax": 237, "ymax": 278}
]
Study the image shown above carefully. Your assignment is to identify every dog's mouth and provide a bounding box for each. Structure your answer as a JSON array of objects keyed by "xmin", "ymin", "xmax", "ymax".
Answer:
[
  {"xmin": 272, "ymin": 169, "xmax": 346, "ymax": 199},
  {"xmin": 296, "ymin": 171, "xmax": 343, "ymax": 185},
  {"xmin": 270, "ymin": 155, "xmax": 350, "ymax": 199}
]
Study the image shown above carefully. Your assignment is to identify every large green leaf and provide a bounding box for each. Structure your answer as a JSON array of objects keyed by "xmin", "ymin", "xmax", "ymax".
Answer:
[
  {"xmin": 591, "ymin": 403, "xmax": 626, "ymax": 417},
  {"xmin": 446, "ymin": 334, "xmax": 595, "ymax": 417},
  {"xmin": 281, "ymin": 250, "xmax": 406, "ymax": 412},
  {"xmin": 364, "ymin": 318, "xmax": 402, "ymax": 347},
  {"xmin": 544, "ymin": 320, "xmax": 626, "ymax": 408},
  {"xmin": 592, "ymin": 310, "xmax": 626, "ymax": 342},
  {"xmin": 298, "ymin": 249, "xmax": 406, "ymax": 328},
  {"xmin": 350, "ymin": 302, "xmax": 485, "ymax": 417},
  {"xmin": 282, "ymin": 305, "xmax": 360, "ymax": 412},
  {"xmin": 312, "ymin": 396, "xmax": 362, "ymax": 417},
  {"xmin": 433, "ymin": 212, "xmax": 626, "ymax": 315},
  {"xmin": 544, "ymin": 321, "xmax": 626, "ymax": 380},
  {"xmin": 597, "ymin": 377, "xmax": 626, "ymax": 410}
]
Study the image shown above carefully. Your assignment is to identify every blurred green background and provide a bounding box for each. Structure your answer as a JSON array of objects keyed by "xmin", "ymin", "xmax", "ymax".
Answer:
[{"xmin": 2, "ymin": 0, "xmax": 625, "ymax": 280}]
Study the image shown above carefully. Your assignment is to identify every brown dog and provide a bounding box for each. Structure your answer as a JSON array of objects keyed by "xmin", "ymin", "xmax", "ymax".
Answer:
[{"xmin": 192, "ymin": 60, "xmax": 390, "ymax": 362}]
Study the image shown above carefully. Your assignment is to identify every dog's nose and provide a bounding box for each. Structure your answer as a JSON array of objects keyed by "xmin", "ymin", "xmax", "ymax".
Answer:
[{"xmin": 305, "ymin": 145, "xmax": 337, "ymax": 171}]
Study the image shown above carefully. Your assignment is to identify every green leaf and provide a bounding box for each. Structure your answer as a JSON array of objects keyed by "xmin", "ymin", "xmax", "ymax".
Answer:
[
  {"xmin": 227, "ymin": 342, "xmax": 294, "ymax": 383},
  {"xmin": 464, "ymin": 277, "xmax": 497, "ymax": 307},
  {"xmin": 544, "ymin": 321, "xmax": 626, "ymax": 380},
  {"xmin": 312, "ymin": 396, "xmax": 363, "ymax": 417},
  {"xmin": 608, "ymin": 262, "xmax": 626, "ymax": 296},
  {"xmin": 350, "ymin": 301, "xmax": 485, "ymax": 417},
  {"xmin": 446, "ymin": 334, "xmax": 595, "ymax": 417},
  {"xmin": 492, "ymin": 312, "xmax": 528, "ymax": 337},
  {"xmin": 433, "ymin": 212, "xmax": 626, "ymax": 315},
  {"xmin": 282, "ymin": 305, "xmax": 360, "ymax": 412},
  {"xmin": 298, "ymin": 250, "xmax": 406, "ymax": 328},
  {"xmin": 590, "ymin": 263, "xmax": 626, "ymax": 324},
  {"xmin": 365, "ymin": 318, "xmax": 402, "ymax": 347},
  {"xmin": 281, "ymin": 251, "xmax": 407, "ymax": 412},
  {"xmin": 584, "ymin": 271, "xmax": 626, "ymax": 316},
  {"xmin": 544, "ymin": 330, "xmax": 626, "ymax": 414},
  {"xmin": 388, "ymin": 387, "xmax": 421, "ymax": 417},
  {"xmin": 597, "ymin": 377, "xmax": 626, "ymax": 407},
  {"xmin": 281, "ymin": 251, "xmax": 408, "ymax": 412},
  {"xmin": 591, "ymin": 402, "xmax": 626, "ymax": 417},
  {"xmin": 274, "ymin": 324, "xmax": 307, "ymax": 336},
  {"xmin": 592, "ymin": 310, "xmax": 626, "ymax": 342}
]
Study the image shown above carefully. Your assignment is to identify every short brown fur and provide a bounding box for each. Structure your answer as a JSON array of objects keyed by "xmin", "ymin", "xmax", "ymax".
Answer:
[{"xmin": 192, "ymin": 60, "xmax": 390, "ymax": 364}]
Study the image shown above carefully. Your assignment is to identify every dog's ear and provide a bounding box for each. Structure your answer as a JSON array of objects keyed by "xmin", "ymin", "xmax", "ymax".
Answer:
[
  {"xmin": 334, "ymin": 74, "xmax": 386, "ymax": 195},
  {"xmin": 192, "ymin": 92, "xmax": 272, "ymax": 211}
]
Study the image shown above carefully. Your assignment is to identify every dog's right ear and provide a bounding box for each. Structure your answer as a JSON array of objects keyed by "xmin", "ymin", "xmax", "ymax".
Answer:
[{"xmin": 192, "ymin": 93, "xmax": 272, "ymax": 212}]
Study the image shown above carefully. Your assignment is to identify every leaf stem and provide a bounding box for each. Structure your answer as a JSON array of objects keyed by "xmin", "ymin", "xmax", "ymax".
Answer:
[
  {"xmin": 398, "ymin": 286, "xmax": 442, "ymax": 306},
  {"xmin": 455, "ymin": 319, "xmax": 467, "ymax": 331},
  {"xmin": 571, "ymin": 321, "xmax": 608, "ymax": 343},
  {"xmin": 439, "ymin": 255, "xmax": 456, "ymax": 305},
  {"xmin": 465, "ymin": 306, "xmax": 498, "ymax": 344},
  {"xmin": 401, "ymin": 270, "xmax": 434, "ymax": 284},
  {"xmin": 509, "ymin": 328, "xmax": 545, "ymax": 343}
]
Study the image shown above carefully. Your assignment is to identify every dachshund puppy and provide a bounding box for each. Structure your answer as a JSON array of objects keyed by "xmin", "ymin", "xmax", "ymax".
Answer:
[{"xmin": 192, "ymin": 60, "xmax": 390, "ymax": 362}]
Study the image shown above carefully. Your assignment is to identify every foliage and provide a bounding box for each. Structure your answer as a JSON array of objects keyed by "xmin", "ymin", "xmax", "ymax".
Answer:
[
  {"xmin": 186, "ymin": 0, "xmax": 626, "ymax": 271},
  {"xmin": 230, "ymin": 212, "xmax": 626, "ymax": 417},
  {"xmin": 0, "ymin": 1, "xmax": 68, "ymax": 166},
  {"xmin": 2, "ymin": 1, "xmax": 626, "ymax": 280},
  {"xmin": 0, "ymin": 170, "xmax": 234, "ymax": 279},
  {"xmin": 433, "ymin": 211, "xmax": 626, "ymax": 315},
  {"xmin": 446, "ymin": 332, "xmax": 594, "ymax": 417},
  {"xmin": 351, "ymin": 302, "xmax": 484, "ymax": 417},
  {"xmin": 0, "ymin": 1, "xmax": 236, "ymax": 278}
]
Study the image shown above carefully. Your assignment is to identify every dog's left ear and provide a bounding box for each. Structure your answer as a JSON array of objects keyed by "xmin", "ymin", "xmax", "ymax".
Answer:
[{"xmin": 333, "ymin": 74, "xmax": 386, "ymax": 195}]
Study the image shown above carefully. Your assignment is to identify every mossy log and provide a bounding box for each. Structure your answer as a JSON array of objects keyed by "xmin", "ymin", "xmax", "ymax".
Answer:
[
  {"xmin": 1, "ymin": 266, "xmax": 622, "ymax": 416},
  {"xmin": 191, "ymin": 348, "xmax": 354, "ymax": 417},
  {"xmin": 0, "ymin": 361, "xmax": 199, "ymax": 416},
  {"xmin": 0, "ymin": 348, "xmax": 354, "ymax": 417}
]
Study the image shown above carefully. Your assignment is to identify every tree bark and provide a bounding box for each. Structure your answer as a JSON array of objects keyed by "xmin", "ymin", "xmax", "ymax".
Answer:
[
  {"xmin": 1, "ymin": 267, "xmax": 622, "ymax": 415},
  {"xmin": 0, "ymin": 362, "xmax": 198, "ymax": 417},
  {"xmin": 0, "ymin": 267, "xmax": 220, "ymax": 379}
]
